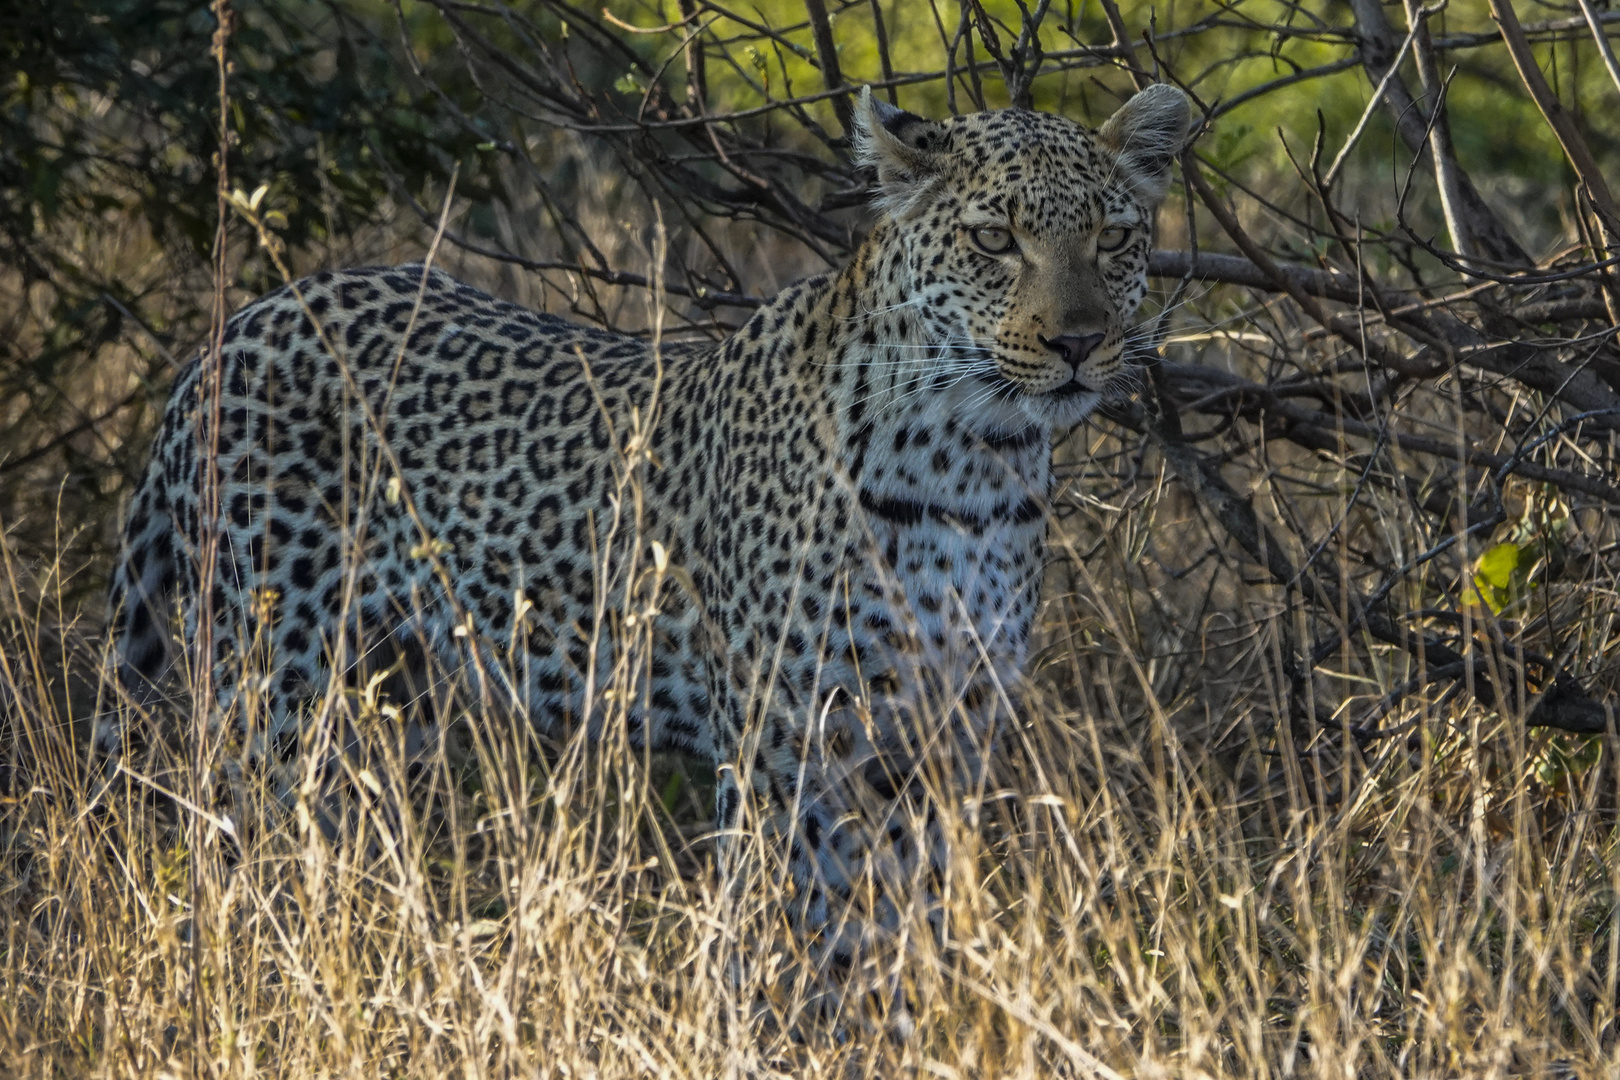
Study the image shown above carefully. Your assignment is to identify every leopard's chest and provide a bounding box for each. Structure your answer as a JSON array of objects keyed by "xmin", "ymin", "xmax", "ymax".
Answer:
[
  {"xmin": 816, "ymin": 422, "xmax": 1054, "ymax": 719},
  {"xmin": 857, "ymin": 500, "xmax": 1046, "ymax": 675}
]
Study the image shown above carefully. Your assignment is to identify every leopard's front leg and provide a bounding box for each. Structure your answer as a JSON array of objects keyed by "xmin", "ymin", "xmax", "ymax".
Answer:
[{"xmin": 719, "ymin": 693, "xmax": 970, "ymax": 978}]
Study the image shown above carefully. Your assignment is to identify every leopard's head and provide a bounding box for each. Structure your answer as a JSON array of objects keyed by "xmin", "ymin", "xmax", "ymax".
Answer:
[{"xmin": 853, "ymin": 84, "xmax": 1189, "ymax": 431}]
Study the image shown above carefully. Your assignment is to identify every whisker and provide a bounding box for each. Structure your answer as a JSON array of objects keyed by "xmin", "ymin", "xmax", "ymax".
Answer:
[
  {"xmin": 857, "ymin": 363, "xmax": 996, "ymax": 410},
  {"xmin": 842, "ymin": 297, "xmax": 927, "ymax": 320}
]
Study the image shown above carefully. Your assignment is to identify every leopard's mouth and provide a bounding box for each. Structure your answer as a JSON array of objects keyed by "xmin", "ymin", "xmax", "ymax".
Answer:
[
  {"xmin": 978, "ymin": 371, "xmax": 1100, "ymax": 399},
  {"xmin": 1047, "ymin": 378, "xmax": 1098, "ymax": 398}
]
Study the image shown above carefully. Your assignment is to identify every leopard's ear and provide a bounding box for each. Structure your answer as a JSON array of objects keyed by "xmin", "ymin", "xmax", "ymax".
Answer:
[
  {"xmin": 1098, "ymin": 84, "xmax": 1191, "ymax": 207},
  {"xmin": 853, "ymin": 86, "xmax": 947, "ymax": 212}
]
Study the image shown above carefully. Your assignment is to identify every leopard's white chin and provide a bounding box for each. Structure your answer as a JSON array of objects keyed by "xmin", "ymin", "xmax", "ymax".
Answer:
[
  {"xmin": 1017, "ymin": 384, "xmax": 1107, "ymax": 428},
  {"xmin": 967, "ymin": 373, "xmax": 1107, "ymax": 431}
]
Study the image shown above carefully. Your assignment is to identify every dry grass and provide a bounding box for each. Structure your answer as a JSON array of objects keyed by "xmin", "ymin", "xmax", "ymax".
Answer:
[{"xmin": 2, "ymin": 375, "xmax": 1617, "ymax": 1077}]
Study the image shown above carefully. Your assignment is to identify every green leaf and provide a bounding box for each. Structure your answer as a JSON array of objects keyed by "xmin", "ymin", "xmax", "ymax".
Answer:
[
  {"xmin": 1470, "ymin": 542, "xmax": 1537, "ymax": 615},
  {"xmin": 660, "ymin": 770, "xmax": 684, "ymax": 815},
  {"xmin": 1534, "ymin": 734, "xmax": 1603, "ymax": 793},
  {"xmin": 1476, "ymin": 543, "xmax": 1521, "ymax": 590}
]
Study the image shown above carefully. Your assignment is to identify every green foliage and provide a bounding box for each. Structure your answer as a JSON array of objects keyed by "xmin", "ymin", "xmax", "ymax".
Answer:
[
  {"xmin": 1468, "ymin": 482, "xmax": 1574, "ymax": 615},
  {"xmin": 1, "ymin": 0, "xmax": 491, "ymax": 264},
  {"xmin": 1534, "ymin": 731, "xmax": 1603, "ymax": 793},
  {"xmin": 1470, "ymin": 540, "xmax": 1534, "ymax": 615},
  {"xmin": 0, "ymin": 0, "xmax": 496, "ymax": 580}
]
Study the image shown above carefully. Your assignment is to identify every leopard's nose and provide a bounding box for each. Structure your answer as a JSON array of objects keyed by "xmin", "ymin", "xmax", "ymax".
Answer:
[{"xmin": 1039, "ymin": 332, "xmax": 1107, "ymax": 373}]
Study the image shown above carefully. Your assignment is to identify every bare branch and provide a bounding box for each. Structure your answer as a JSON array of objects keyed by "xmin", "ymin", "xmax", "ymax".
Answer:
[
  {"xmin": 1348, "ymin": 0, "xmax": 1531, "ymax": 268},
  {"xmin": 1491, "ymin": 0, "xmax": 1620, "ymax": 238},
  {"xmin": 1575, "ymin": 0, "xmax": 1620, "ymax": 99},
  {"xmin": 802, "ymin": 0, "xmax": 852, "ymax": 136}
]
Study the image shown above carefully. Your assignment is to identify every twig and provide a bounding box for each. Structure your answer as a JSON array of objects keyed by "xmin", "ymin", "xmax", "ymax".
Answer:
[
  {"xmin": 868, "ymin": 0, "xmax": 898, "ymax": 105},
  {"xmin": 1429, "ymin": 9, "xmax": 1620, "ymax": 53},
  {"xmin": 1491, "ymin": 0, "xmax": 1620, "ymax": 324},
  {"xmin": 1158, "ymin": 360, "xmax": 1620, "ymax": 505},
  {"xmin": 1575, "ymin": 0, "xmax": 1620, "ymax": 99},
  {"xmin": 802, "ymin": 0, "xmax": 852, "ymax": 136},
  {"xmin": 1096, "ymin": 0, "xmax": 1150, "ymax": 89},
  {"xmin": 1182, "ymin": 157, "xmax": 1434, "ymax": 377},
  {"xmin": 1403, "ymin": 0, "xmax": 1476, "ymax": 268},
  {"xmin": 1489, "ymin": 0, "xmax": 1620, "ymax": 235},
  {"xmin": 1110, "ymin": 398, "xmax": 1609, "ymax": 736},
  {"xmin": 1209, "ymin": 57, "xmax": 1362, "ymax": 121},
  {"xmin": 1322, "ymin": 15, "xmax": 1420, "ymax": 193},
  {"xmin": 1348, "ymin": 0, "xmax": 1531, "ymax": 268}
]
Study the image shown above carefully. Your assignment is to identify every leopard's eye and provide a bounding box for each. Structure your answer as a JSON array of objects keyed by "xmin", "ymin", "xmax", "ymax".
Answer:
[
  {"xmin": 1098, "ymin": 225, "xmax": 1132, "ymax": 252},
  {"xmin": 969, "ymin": 227, "xmax": 1017, "ymax": 256}
]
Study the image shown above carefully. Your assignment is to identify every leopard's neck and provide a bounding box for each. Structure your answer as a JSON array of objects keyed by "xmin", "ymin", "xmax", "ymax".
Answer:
[{"xmin": 760, "ymin": 232, "xmax": 1056, "ymax": 526}]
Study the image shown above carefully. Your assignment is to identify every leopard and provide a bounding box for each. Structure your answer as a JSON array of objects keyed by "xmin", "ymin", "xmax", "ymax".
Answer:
[{"xmin": 102, "ymin": 83, "xmax": 1190, "ymax": 971}]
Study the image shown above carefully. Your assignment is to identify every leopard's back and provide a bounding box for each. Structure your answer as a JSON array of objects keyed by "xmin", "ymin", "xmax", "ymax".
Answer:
[{"xmin": 106, "ymin": 265, "xmax": 719, "ymax": 764}]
